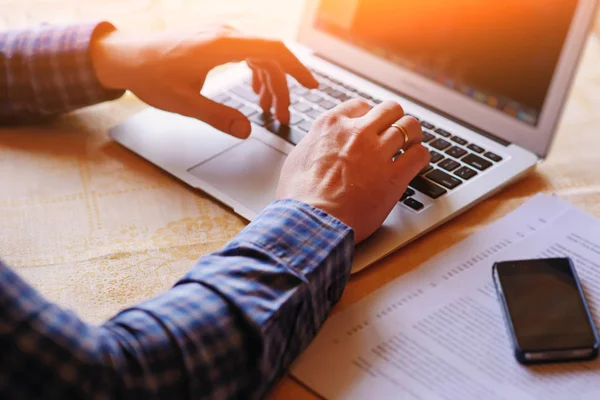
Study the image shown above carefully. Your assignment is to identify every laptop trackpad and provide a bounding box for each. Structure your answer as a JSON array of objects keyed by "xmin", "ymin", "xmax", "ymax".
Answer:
[{"xmin": 188, "ymin": 138, "xmax": 288, "ymax": 214}]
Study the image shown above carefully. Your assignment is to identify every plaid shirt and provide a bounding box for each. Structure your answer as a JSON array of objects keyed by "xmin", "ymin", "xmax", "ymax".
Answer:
[
  {"xmin": 1, "ymin": 201, "xmax": 353, "ymax": 399},
  {"xmin": 0, "ymin": 23, "xmax": 355, "ymax": 399},
  {"xmin": 0, "ymin": 22, "xmax": 124, "ymax": 124}
]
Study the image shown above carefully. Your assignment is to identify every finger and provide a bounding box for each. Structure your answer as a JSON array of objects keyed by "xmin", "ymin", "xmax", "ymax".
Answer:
[
  {"xmin": 258, "ymin": 69, "xmax": 273, "ymax": 114},
  {"xmin": 379, "ymin": 115, "xmax": 423, "ymax": 156},
  {"xmin": 391, "ymin": 144, "xmax": 431, "ymax": 188},
  {"xmin": 175, "ymin": 92, "xmax": 252, "ymax": 139},
  {"xmin": 215, "ymin": 37, "xmax": 319, "ymax": 89},
  {"xmin": 260, "ymin": 62, "xmax": 290, "ymax": 123},
  {"xmin": 249, "ymin": 64, "xmax": 263, "ymax": 94},
  {"xmin": 361, "ymin": 100, "xmax": 405, "ymax": 132},
  {"xmin": 323, "ymin": 98, "xmax": 372, "ymax": 120}
]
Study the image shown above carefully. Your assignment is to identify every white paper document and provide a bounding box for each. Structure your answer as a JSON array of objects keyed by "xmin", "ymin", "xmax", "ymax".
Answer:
[{"xmin": 291, "ymin": 194, "xmax": 600, "ymax": 400}]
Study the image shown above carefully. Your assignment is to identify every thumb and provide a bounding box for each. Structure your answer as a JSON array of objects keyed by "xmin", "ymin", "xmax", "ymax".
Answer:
[{"xmin": 177, "ymin": 92, "xmax": 252, "ymax": 139}]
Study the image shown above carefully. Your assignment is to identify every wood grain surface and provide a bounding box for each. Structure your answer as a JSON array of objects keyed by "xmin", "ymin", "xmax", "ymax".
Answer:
[{"xmin": 1, "ymin": 1, "xmax": 600, "ymax": 399}]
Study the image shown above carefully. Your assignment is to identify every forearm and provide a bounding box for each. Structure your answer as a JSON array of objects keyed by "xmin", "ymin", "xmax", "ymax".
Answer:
[
  {"xmin": 0, "ymin": 200, "xmax": 353, "ymax": 398},
  {"xmin": 0, "ymin": 22, "xmax": 124, "ymax": 125},
  {"xmin": 172, "ymin": 199, "xmax": 354, "ymax": 397}
]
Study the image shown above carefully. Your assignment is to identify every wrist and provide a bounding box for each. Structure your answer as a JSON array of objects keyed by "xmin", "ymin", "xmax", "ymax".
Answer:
[
  {"xmin": 279, "ymin": 195, "xmax": 354, "ymax": 237},
  {"xmin": 226, "ymin": 199, "xmax": 354, "ymax": 276},
  {"xmin": 90, "ymin": 24, "xmax": 130, "ymax": 90}
]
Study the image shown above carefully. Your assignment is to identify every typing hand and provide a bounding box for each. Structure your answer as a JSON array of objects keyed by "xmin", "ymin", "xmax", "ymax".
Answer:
[
  {"xmin": 91, "ymin": 25, "xmax": 318, "ymax": 138},
  {"xmin": 277, "ymin": 100, "xmax": 430, "ymax": 243}
]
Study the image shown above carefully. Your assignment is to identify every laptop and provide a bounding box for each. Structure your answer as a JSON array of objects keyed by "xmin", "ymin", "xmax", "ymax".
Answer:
[{"xmin": 109, "ymin": 0, "xmax": 598, "ymax": 273}]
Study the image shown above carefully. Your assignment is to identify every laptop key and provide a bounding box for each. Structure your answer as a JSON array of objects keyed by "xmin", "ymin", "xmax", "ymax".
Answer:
[
  {"xmin": 319, "ymin": 83, "xmax": 332, "ymax": 92},
  {"xmin": 320, "ymin": 100, "xmax": 337, "ymax": 110},
  {"xmin": 405, "ymin": 113, "xmax": 419, "ymax": 121},
  {"xmin": 454, "ymin": 166, "xmax": 478, "ymax": 180},
  {"xmin": 211, "ymin": 93, "xmax": 230, "ymax": 103},
  {"xmin": 422, "ymin": 131, "xmax": 435, "ymax": 143},
  {"xmin": 484, "ymin": 151, "xmax": 503, "ymax": 162},
  {"xmin": 293, "ymin": 87, "xmax": 310, "ymax": 96},
  {"xmin": 467, "ymin": 143, "xmax": 485, "ymax": 154},
  {"xmin": 421, "ymin": 120, "xmax": 435, "ymax": 130},
  {"xmin": 342, "ymin": 94, "xmax": 354, "ymax": 102},
  {"xmin": 439, "ymin": 159, "xmax": 460, "ymax": 172},
  {"xmin": 267, "ymin": 121, "xmax": 307, "ymax": 145},
  {"xmin": 446, "ymin": 146, "xmax": 467, "ymax": 159},
  {"xmin": 359, "ymin": 92, "xmax": 372, "ymax": 100},
  {"xmin": 289, "ymin": 113, "xmax": 304, "ymax": 125},
  {"xmin": 451, "ymin": 136, "xmax": 468, "ymax": 145},
  {"xmin": 298, "ymin": 120, "xmax": 313, "ymax": 132},
  {"xmin": 305, "ymin": 93, "xmax": 324, "ymax": 104},
  {"xmin": 409, "ymin": 176, "xmax": 447, "ymax": 199},
  {"xmin": 292, "ymin": 103, "xmax": 312, "ymax": 113},
  {"xmin": 426, "ymin": 169, "xmax": 463, "ymax": 189},
  {"xmin": 404, "ymin": 198, "xmax": 424, "ymax": 211},
  {"xmin": 420, "ymin": 164, "xmax": 433, "ymax": 174},
  {"xmin": 239, "ymin": 105, "xmax": 258, "ymax": 118},
  {"xmin": 400, "ymin": 187, "xmax": 415, "ymax": 202},
  {"xmin": 306, "ymin": 109, "xmax": 322, "ymax": 120},
  {"xmin": 462, "ymin": 154, "xmax": 493, "ymax": 171},
  {"xmin": 250, "ymin": 113, "xmax": 273, "ymax": 127},
  {"xmin": 430, "ymin": 138, "xmax": 452, "ymax": 150},
  {"xmin": 434, "ymin": 128, "xmax": 452, "ymax": 137},
  {"xmin": 430, "ymin": 151, "xmax": 445, "ymax": 164},
  {"xmin": 224, "ymin": 98, "xmax": 244, "ymax": 110},
  {"xmin": 372, "ymin": 98, "xmax": 382, "ymax": 104},
  {"xmin": 329, "ymin": 90, "xmax": 345, "ymax": 99},
  {"xmin": 230, "ymin": 85, "xmax": 259, "ymax": 103}
]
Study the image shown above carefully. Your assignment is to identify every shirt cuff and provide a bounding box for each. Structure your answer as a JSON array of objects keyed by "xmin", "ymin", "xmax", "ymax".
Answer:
[
  {"xmin": 236, "ymin": 199, "xmax": 354, "ymax": 303},
  {"xmin": 180, "ymin": 199, "xmax": 354, "ymax": 325}
]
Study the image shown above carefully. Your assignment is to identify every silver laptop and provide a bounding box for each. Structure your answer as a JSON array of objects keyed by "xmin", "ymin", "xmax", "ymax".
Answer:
[{"xmin": 110, "ymin": 0, "xmax": 598, "ymax": 273}]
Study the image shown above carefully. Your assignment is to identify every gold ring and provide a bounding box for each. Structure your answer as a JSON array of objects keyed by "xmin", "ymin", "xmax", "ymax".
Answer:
[{"xmin": 391, "ymin": 123, "xmax": 410, "ymax": 151}]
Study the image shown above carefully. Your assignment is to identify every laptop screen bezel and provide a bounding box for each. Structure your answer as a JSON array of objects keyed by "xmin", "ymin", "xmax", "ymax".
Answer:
[{"xmin": 297, "ymin": 0, "xmax": 598, "ymax": 157}]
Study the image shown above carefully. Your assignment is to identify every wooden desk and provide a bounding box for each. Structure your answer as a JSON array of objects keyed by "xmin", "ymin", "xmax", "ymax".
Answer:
[{"xmin": 2, "ymin": 1, "xmax": 600, "ymax": 398}]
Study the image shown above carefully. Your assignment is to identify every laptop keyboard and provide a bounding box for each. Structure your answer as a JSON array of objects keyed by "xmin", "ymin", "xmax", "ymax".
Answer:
[{"xmin": 210, "ymin": 68, "xmax": 505, "ymax": 212}]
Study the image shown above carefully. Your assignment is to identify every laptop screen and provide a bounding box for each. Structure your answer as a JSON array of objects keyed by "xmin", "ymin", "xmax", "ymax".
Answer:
[{"xmin": 314, "ymin": 0, "xmax": 579, "ymax": 126}]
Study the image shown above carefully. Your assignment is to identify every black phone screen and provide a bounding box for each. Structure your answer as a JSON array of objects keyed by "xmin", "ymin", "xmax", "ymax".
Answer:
[{"xmin": 496, "ymin": 258, "xmax": 597, "ymax": 351}]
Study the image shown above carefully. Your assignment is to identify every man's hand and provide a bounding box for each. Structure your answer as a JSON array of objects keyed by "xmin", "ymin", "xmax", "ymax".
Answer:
[
  {"xmin": 276, "ymin": 99, "xmax": 430, "ymax": 243},
  {"xmin": 91, "ymin": 25, "xmax": 318, "ymax": 138}
]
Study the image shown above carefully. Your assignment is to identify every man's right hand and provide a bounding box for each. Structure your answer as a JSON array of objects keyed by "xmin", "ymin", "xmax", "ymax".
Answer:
[
  {"xmin": 276, "ymin": 99, "xmax": 430, "ymax": 244},
  {"xmin": 91, "ymin": 25, "xmax": 317, "ymax": 139}
]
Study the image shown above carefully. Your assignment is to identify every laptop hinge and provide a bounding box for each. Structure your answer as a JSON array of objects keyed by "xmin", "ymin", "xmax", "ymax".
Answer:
[{"xmin": 313, "ymin": 53, "xmax": 511, "ymax": 147}]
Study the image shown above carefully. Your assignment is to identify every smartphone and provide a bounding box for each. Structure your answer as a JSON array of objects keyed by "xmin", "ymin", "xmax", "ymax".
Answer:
[{"xmin": 493, "ymin": 257, "xmax": 599, "ymax": 364}]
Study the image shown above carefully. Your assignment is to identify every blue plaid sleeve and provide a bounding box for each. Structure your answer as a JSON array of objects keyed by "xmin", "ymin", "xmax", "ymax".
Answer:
[
  {"xmin": 0, "ymin": 22, "xmax": 125, "ymax": 125},
  {"xmin": 0, "ymin": 199, "xmax": 354, "ymax": 399}
]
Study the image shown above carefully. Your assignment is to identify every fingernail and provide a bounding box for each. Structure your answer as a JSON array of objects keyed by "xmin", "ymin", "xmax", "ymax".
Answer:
[{"xmin": 230, "ymin": 119, "xmax": 251, "ymax": 138}]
